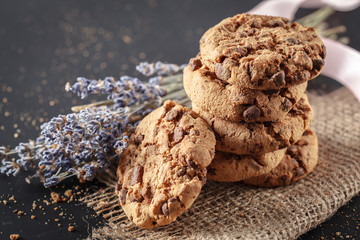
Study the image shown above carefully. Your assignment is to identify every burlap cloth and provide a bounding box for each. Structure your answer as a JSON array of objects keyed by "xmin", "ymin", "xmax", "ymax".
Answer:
[{"xmin": 82, "ymin": 87, "xmax": 360, "ymax": 240}]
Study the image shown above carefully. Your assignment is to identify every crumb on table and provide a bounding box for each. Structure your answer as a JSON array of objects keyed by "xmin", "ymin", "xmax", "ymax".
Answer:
[
  {"xmin": 64, "ymin": 189, "xmax": 72, "ymax": 197},
  {"xmin": 68, "ymin": 225, "xmax": 75, "ymax": 232},
  {"xmin": 51, "ymin": 192, "xmax": 61, "ymax": 203},
  {"xmin": 10, "ymin": 234, "xmax": 20, "ymax": 240}
]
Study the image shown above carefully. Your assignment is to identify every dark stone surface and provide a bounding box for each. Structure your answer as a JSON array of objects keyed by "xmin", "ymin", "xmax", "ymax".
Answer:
[{"xmin": 0, "ymin": 1, "xmax": 359, "ymax": 239}]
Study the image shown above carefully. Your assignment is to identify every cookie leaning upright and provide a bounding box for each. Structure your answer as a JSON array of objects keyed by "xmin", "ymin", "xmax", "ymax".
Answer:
[
  {"xmin": 199, "ymin": 13, "xmax": 326, "ymax": 89},
  {"xmin": 116, "ymin": 100, "xmax": 215, "ymax": 229}
]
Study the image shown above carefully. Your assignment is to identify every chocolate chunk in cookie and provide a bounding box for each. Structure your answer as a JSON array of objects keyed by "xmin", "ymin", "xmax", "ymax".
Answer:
[
  {"xmin": 243, "ymin": 105, "xmax": 261, "ymax": 121},
  {"xmin": 282, "ymin": 98, "xmax": 293, "ymax": 111},
  {"xmin": 271, "ymin": 70, "xmax": 286, "ymax": 87},
  {"xmin": 215, "ymin": 63, "xmax": 231, "ymax": 81},
  {"xmin": 130, "ymin": 165, "xmax": 144, "ymax": 185},
  {"xmin": 312, "ymin": 59, "xmax": 324, "ymax": 71},
  {"xmin": 189, "ymin": 58, "xmax": 202, "ymax": 71}
]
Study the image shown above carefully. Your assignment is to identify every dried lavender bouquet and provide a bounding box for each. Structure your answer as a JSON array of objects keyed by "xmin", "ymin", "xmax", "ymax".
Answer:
[{"xmin": 0, "ymin": 62, "xmax": 188, "ymax": 187}]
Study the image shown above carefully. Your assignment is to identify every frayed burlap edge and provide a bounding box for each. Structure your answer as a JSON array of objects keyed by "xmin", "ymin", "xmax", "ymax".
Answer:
[{"xmin": 81, "ymin": 87, "xmax": 360, "ymax": 240}]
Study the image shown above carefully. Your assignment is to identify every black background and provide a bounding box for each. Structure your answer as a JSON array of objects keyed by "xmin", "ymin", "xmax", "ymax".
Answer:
[{"xmin": 0, "ymin": 1, "xmax": 359, "ymax": 239}]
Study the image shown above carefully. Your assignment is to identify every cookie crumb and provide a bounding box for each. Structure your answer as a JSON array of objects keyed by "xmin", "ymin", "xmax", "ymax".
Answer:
[
  {"xmin": 51, "ymin": 192, "xmax": 61, "ymax": 203},
  {"xmin": 10, "ymin": 234, "xmax": 20, "ymax": 240},
  {"xmin": 55, "ymin": 218, "xmax": 60, "ymax": 222},
  {"xmin": 3, "ymin": 200, "xmax": 7, "ymax": 205},
  {"xmin": 64, "ymin": 190, "xmax": 72, "ymax": 197},
  {"xmin": 68, "ymin": 225, "xmax": 75, "ymax": 232},
  {"xmin": 31, "ymin": 215, "xmax": 36, "ymax": 220},
  {"xmin": 9, "ymin": 196, "xmax": 16, "ymax": 202}
]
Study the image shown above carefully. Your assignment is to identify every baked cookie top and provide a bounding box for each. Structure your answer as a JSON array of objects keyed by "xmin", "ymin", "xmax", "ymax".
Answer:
[
  {"xmin": 116, "ymin": 100, "xmax": 216, "ymax": 229},
  {"xmin": 199, "ymin": 13, "xmax": 325, "ymax": 89},
  {"xmin": 184, "ymin": 56, "xmax": 307, "ymax": 122},
  {"xmin": 207, "ymin": 148, "xmax": 286, "ymax": 182},
  {"xmin": 244, "ymin": 129, "xmax": 318, "ymax": 187},
  {"xmin": 192, "ymin": 94, "xmax": 313, "ymax": 155}
]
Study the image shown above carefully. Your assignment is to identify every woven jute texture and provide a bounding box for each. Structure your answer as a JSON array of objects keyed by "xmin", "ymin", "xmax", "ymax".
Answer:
[{"xmin": 82, "ymin": 87, "xmax": 360, "ymax": 240}]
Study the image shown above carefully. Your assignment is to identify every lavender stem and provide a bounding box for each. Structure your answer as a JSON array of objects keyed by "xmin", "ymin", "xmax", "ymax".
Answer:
[
  {"xmin": 70, "ymin": 74, "xmax": 185, "ymax": 113},
  {"xmin": 71, "ymin": 99, "xmax": 114, "ymax": 112}
]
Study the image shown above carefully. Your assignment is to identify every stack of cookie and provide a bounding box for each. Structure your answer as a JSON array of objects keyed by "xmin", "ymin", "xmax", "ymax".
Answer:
[
  {"xmin": 184, "ymin": 13, "xmax": 325, "ymax": 187},
  {"xmin": 116, "ymin": 13, "xmax": 326, "ymax": 230}
]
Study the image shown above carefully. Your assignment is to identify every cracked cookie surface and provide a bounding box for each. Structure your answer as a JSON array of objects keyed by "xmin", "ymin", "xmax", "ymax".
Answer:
[
  {"xmin": 244, "ymin": 129, "xmax": 318, "ymax": 187},
  {"xmin": 199, "ymin": 13, "xmax": 325, "ymax": 90},
  {"xmin": 192, "ymin": 95, "xmax": 313, "ymax": 155},
  {"xmin": 207, "ymin": 148, "xmax": 286, "ymax": 182},
  {"xmin": 184, "ymin": 56, "xmax": 307, "ymax": 122},
  {"xmin": 116, "ymin": 100, "xmax": 216, "ymax": 229}
]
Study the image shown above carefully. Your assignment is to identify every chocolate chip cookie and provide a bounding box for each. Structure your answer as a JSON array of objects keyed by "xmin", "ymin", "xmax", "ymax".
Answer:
[
  {"xmin": 207, "ymin": 148, "xmax": 286, "ymax": 182},
  {"xmin": 244, "ymin": 129, "xmax": 318, "ymax": 187},
  {"xmin": 192, "ymin": 95, "xmax": 313, "ymax": 155},
  {"xmin": 199, "ymin": 13, "xmax": 325, "ymax": 90},
  {"xmin": 116, "ymin": 100, "xmax": 216, "ymax": 229},
  {"xmin": 184, "ymin": 56, "xmax": 307, "ymax": 122}
]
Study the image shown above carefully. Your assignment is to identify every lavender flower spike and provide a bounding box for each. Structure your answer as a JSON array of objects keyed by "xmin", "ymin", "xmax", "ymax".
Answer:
[
  {"xmin": 136, "ymin": 61, "xmax": 187, "ymax": 77},
  {"xmin": 0, "ymin": 108, "xmax": 133, "ymax": 187}
]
